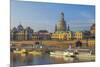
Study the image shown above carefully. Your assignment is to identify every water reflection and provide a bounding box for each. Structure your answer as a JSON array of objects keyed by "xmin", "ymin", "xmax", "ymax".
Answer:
[{"xmin": 10, "ymin": 53, "xmax": 95, "ymax": 67}]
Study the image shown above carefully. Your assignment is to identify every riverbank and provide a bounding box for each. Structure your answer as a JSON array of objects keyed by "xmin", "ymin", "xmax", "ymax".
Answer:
[{"xmin": 11, "ymin": 39, "xmax": 95, "ymax": 48}]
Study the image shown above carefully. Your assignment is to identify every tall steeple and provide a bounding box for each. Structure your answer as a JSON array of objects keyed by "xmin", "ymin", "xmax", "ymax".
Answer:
[
  {"xmin": 60, "ymin": 12, "xmax": 64, "ymax": 21},
  {"xmin": 55, "ymin": 24, "xmax": 57, "ymax": 32},
  {"xmin": 67, "ymin": 24, "xmax": 70, "ymax": 31}
]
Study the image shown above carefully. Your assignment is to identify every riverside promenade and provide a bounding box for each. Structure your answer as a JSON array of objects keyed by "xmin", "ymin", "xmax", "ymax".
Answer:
[
  {"xmin": 11, "ymin": 39, "xmax": 95, "ymax": 48},
  {"xmin": 10, "ymin": 40, "xmax": 95, "ymax": 54}
]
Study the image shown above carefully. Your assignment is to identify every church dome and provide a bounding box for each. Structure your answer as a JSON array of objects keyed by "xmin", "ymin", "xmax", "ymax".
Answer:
[
  {"xmin": 90, "ymin": 23, "xmax": 95, "ymax": 30},
  {"xmin": 12, "ymin": 27, "xmax": 17, "ymax": 32},
  {"xmin": 17, "ymin": 24, "xmax": 24, "ymax": 31},
  {"xmin": 56, "ymin": 12, "xmax": 67, "ymax": 32},
  {"xmin": 25, "ymin": 26, "xmax": 33, "ymax": 32},
  {"xmin": 26, "ymin": 27, "xmax": 31, "ymax": 30}
]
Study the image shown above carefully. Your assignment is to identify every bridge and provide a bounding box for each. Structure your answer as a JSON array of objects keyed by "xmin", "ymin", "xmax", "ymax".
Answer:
[
  {"xmin": 10, "ymin": 40, "xmax": 95, "ymax": 54},
  {"xmin": 11, "ymin": 43, "xmax": 95, "ymax": 54}
]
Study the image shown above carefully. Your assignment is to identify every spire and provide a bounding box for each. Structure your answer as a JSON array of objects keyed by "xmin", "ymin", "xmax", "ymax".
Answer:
[
  {"xmin": 61, "ymin": 12, "xmax": 64, "ymax": 18},
  {"xmin": 67, "ymin": 24, "xmax": 70, "ymax": 31},
  {"xmin": 19, "ymin": 21, "xmax": 21, "ymax": 25},
  {"xmin": 55, "ymin": 24, "xmax": 57, "ymax": 32},
  {"xmin": 60, "ymin": 12, "xmax": 64, "ymax": 21}
]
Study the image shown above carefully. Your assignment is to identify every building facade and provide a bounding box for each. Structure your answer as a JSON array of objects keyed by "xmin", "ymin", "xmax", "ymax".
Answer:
[
  {"xmin": 10, "ymin": 27, "xmax": 18, "ymax": 41},
  {"xmin": 56, "ymin": 12, "xmax": 67, "ymax": 32},
  {"xmin": 74, "ymin": 32, "xmax": 83, "ymax": 40},
  {"xmin": 66, "ymin": 31, "xmax": 72, "ymax": 40},
  {"xmin": 11, "ymin": 15, "xmax": 95, "ymax": 42},
  {"xmin": 51, "ymin": 32, "xmax": 67, "ymax": 40},
  {"xmin": 11, "ymin": 24, "xmax": 33, "ymax": 41},
  {"xmin": 90, "ymin": 23, "xmax": 95, "ymax": 38},
  {"xmin": 51, "ymin": 12, "xmax": 72, "ymax": 40},
  {"xmin": 16, "ymin": 24, "xmax": 25, "ymax": 41},
  {"xmin": 88, "ymin": 39, "xmax": 95, "ymax": 48},
  {"xmin": 24, "ymin": 27, "xmax": 33, "ymax": 40},
  {"xmin": 32, "ymin": 30, "xmax": 51, "ymax": 40}
]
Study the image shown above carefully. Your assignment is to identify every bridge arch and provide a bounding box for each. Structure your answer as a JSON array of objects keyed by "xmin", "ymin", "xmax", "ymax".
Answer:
[{"xmin": 75, "ymin": 40, "xmax": 82, "ymax": 48}]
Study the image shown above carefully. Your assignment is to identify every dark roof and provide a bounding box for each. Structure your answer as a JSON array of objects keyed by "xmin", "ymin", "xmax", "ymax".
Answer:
[
  {"xmin": 90, "ymin": 23, "xmax": 95, "ymax": 30},
  {"xmin": 25, "ymin": 27, "xmax": 33, "ymax": 32},
  {"xmin": 17, "ymin": 24, "xmax": 24, "ymax": 31},
  {"xmin": 17, "ymin": 24, "xmax": 23, "ymax": 28},
  {"xmin": 25, "ymin": 27, "xmax": 31, "ymax": 30},
  {"xmin": 12, "ymin": 27, "xmax": 17, "ymax": 32}
]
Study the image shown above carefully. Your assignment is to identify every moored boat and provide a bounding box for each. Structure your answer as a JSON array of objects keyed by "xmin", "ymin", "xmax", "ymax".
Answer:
[
  {"xmin": 50, "ymin": 51, "xmax": 76, "ymax": 57},
  {"xmin": 28, "ymin": 51, "xmax": 42, "ymax": 55}
]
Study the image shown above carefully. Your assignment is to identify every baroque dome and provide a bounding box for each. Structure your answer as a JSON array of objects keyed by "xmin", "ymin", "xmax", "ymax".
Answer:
[
  {"xmin": 17, "ymin": 24, "xmax": 24, "ymax": 31},
  {"xmin": 56, "ymin": 12, "xmax": 67, "ymax": 32}
]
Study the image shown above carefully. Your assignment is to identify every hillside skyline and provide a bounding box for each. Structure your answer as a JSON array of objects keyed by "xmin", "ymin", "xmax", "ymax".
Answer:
[{"xmin": 11, "ymin": 0, "xmax": 95, "ymax": 32}]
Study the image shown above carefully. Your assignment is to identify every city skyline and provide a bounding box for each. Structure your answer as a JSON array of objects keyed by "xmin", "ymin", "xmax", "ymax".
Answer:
[{"xmin": 11, "ymin": 0, "xmax": 95, "ymax": 32}]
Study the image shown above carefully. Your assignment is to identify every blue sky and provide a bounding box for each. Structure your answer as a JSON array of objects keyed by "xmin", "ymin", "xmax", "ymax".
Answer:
[{"xmin": 11, "ymin": 0, "xmax": 95, "ymax": 32}]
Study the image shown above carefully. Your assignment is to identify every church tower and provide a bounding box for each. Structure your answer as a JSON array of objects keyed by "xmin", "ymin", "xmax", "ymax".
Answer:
[
  {"xmin": 55, "ymin": 24, "xmax": 57, "ymax": 32},
  {"xmin": 52, "ymin": 12, "xmax": 71, "ymax": 40},
  {"xmin": 67, "ymin": 24, "xmax": 70, "ymax": 31}
]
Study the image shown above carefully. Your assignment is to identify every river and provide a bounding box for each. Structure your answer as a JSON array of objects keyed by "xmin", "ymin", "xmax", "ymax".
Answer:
[{"xmin": 10, "ymin": 53, "xmax": 95, "ymax": 67}]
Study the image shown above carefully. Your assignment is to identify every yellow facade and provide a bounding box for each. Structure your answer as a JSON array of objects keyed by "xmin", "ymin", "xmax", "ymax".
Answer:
[
  {"xmin": 90, "ymin": 29, "xmax": 95, "ymax": 36},
  {"xmin": 66, "ymin": 32, "xmax": 72, "ymax": 40},
  {"xmin": 51, "ymin": 32, "xmax": 72, "ymax": 40},
  {"xmin": 74, "ymin": 32, "xmax": 83, "ymax": 40},
  {"xmin": 90, "ymin": 23, "xmax": 95, "ymax": 36},
  {"xmin": 16, "ymin": 31, "xmax": 25, "ymax": 41},
  {"xmin": 51, "ymin": 33, "xmax": 66, "ymax": 40},
  {"xmin": 88, "ymin": 39, "xmax": 95, "ymax": 48}
]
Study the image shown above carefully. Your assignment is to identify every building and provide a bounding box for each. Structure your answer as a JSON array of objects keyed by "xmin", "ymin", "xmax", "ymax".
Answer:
[
  {"xmin": 16, "ymin": 24, "xmax": 25, "ymax": 40},
  {"xmin": 66, "ymin": 31, "xmax": 72, "ymax": 40},
  {"xmin": 10, "ymin": 27, "xmax": 18, "ymax": 41},
  {"xmin": 90, "ymin": 23, "xmax": 95, "ymax": 38},
  {"xmin": 11, "ymin": 24, "xmax": 33, "ymax": 41},
  {"xmin": 83, "ymin": 31, "xmax": 91, "ymax": 39},
  {"xmin": 24, "ymin": 27, "xmax": 33, "ymax": 40},
  {"xmin": 56, "ymin": 12, "xmax": 67, "ymax": 32},
  {"xmin": 32, "ymin": 30, "xmax": 51, "ymax": 40},
  {"xmin": 88, "ymin": 39, "xmax": 95, "ymax": 48},
  {"xmin": 32, "ymin": 32, "xmax": 39, "ymax": 40},
  {"xmin": 51, "ymin": 12, "xmax": 72, "ymax": 40},
  {"xmin": 51, "ymin": 32, "xmax": 67, "ymax": 40},
  {"xmin": 74, "ymin": 32, "xmax": 83, "ymax": 40}
]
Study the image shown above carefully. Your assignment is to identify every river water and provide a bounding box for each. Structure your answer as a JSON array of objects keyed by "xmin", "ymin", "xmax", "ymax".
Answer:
[{"xmin": 10, "ymin": 53, "xmax": 95, "ymax": 67}]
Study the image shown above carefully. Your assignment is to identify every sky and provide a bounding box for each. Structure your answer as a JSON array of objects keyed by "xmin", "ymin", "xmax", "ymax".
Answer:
[{"xmin": 10, "ymin": 0, "xmax": 95, "ymax": 32}]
